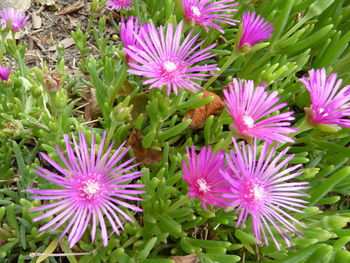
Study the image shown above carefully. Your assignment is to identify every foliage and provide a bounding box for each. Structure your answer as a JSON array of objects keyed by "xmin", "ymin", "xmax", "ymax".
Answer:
[{"xmin": 0, "ymin": 0, "xmax": 350, "ymax": 262}]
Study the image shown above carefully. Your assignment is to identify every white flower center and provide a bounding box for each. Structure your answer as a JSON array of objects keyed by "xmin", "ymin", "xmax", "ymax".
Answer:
[
  {"xmin": 191, "ymin": 6, "xmax": 201, "ymax": 17},
  {"xmin": 163, "ymin": 61, "xmax": 177, "ymax": 72},
  {"xmin": 81, "ymin": 179, "xmax": 101, "ymax": 200},
  {"xmin": 318, "ymin": 108, "xmax": 328, "ymax": 117},
  {"xmin": 243, "ymin": 115, "xmax": 255, "ymax": 128},
  {"xmin": 242, "ymin": 181, "xmax": 265, "ymax": 204},
  {"xmin": 197, "ymin": 178, "xmax": 210, "ymax": 193},
  {"xmin": 252, "ymin": 185, "xmax": 264, "ymax": 201}
]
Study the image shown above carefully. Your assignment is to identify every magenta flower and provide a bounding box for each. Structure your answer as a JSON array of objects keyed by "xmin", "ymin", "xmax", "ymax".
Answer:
[
  {"xmin": 238, "ymin": 11, "xmax": 273, "ymax": 49},
  {"xmin": 0, "ymin": 65, "xmax": 12, "ymax": 81},
  {"xmin": 223, "ymin": 78, "xmax": 296, "ymax": 143},
  {"xmin": 120, "ymin": 16, "xmax": 147, "ymax": 61},
  {"xmin": 105, "ymin": 0, "xmax": 134, "ymax": 10},
  {"xmin": 182, "ymin": 146, "xmax": 231, "ymax": 210},
  {"xmin": 28, "ymin": 132, "xmax": 144, "ymax": 248},
  {"xmin": 222, "ymin": 139, "xmax": 308, "ymax": 249},
  {"xmin": 124, "ymin": 21, "xmax": 217, "ymax": 95},
  {"xmin": 182, "ymin": 0, "xmax": 238, "ymax": 33},
  {"xmin": 300, "ymin": 68, "xmax": 350, "ymax": 128},
  {"xmin": 0, "ymin": 8, "xmax": 29, "ymax": 31}
]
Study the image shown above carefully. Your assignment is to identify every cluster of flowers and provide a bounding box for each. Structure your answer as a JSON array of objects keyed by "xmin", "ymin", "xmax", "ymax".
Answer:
[
  {"xmin": 2, "ymin": 0, "xmax": 349, "ymax": 251},
  {"xmin": 183, "ymin": 140, "xmax": 308, "ymax": 249},
  {"xmin": 115, "ymin": 0, "xmax": 350, "ymax": 135},
  {"xmin": 118, "ymin": 2, "xmax": 273, "ymax": 96}
]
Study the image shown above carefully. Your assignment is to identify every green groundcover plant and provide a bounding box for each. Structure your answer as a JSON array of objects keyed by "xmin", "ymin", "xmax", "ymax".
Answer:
[{"xmin": 0, "ymin": 0, "xmax": 350, "ymax": 262}]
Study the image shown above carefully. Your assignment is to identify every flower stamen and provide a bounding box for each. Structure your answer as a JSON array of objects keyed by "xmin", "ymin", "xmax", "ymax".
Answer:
[
  {"xmin": 243, "ymin": 115, "xmax": 255, "ymax": 128},
  {"xmin": 80, "ymin": 179, "xmax": 101, "ymax": 200},
  {"xmin": 163, "ymin": 61, "xmax": 177, "ymax": 72},
  {"xmin": 197, "ymin": 178, "xmax": 211, "ymax": 193},
  {"xmin": 191, "ymin": 6, "xmax": 201, "ymax": 17}
]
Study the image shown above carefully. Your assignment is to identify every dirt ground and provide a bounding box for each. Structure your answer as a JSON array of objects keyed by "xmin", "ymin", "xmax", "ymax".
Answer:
[{"xmin": 1, "ymin": 0, "xmax": 98, "ymax": 70}]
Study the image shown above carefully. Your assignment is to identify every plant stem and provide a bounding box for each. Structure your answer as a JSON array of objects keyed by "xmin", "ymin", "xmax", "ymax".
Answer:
[
  {"xmin": 104, "ymin": 122, "xmax": 117, "ymax": 151},
  {"xmin": 108, "ymin": 62, "xmax": 128, "ymax": 108},
  {"xmin": 165, "ymin": 195, "xmax": 190, "ymax": 213},
  {"xmin": 290, "ymin": 118, "xmax": 313, "ymax": 138},
  {"xmin": 30, "ymin": 252, "xmax": 91, "ymax": 257},
  {"xmin": 203, "ymin": 49, "xmax": 241, "ymax": 89}
]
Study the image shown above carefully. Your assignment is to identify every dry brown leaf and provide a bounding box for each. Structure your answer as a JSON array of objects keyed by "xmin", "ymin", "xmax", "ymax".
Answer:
[
  {"xmin": 184, "ymin": 91, "xmax": 225, "ymax": 129},
  {"xmin": 126, "ymin": 130, "xmax": 162, "ymax": 166},
  {"xmin": 171, "ymin": 254, "xmax": 199, "ymax": 263},
  {"xmin": 25, "ymin": 50, "xmax": 39, "ymax": 64},
  {"xmin": 32, "ymin": 12, "xmax": 42, "ymax": 29},
  {"xmin": 42, "ymin": 33, "xmax": 54, "ymax": 45},
  {"xmin": 44, "ymin": 0, "xmax": 56, "ymax": 6},
  {"xmin": 84, "ymin": 88, "xmax": 101, "ymax": 121},
  {"xmin": 48, "ymin": 37, "xmax": 75, "ymax": 51},
  {"xmin": 59, "ymin": 37, "xmax": 75, "ymax": 49},
  {"xmin": 58, "ymin": 0, "xmax": 84, "ymax": 15},
  {"xmin": 130, "ymin": 93, "xmax": 149, "ymax": 121}
]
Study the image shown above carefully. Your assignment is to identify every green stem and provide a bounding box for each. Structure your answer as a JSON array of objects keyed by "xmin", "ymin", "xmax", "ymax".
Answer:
[
  {"xmin": 0, "ymin": 33, "xmax": 6, "ymax": 61},
  {"xmin": 104, "ymin": 122, "xmax": 117, "ymax": 151},
  {"xmin": 203, "ymin": 49, "xmax": 241, "ymax": 89},
  {"xmin": 108, "ymin": 63, "xmax": 128, "ymax": 108},
  {"xmin": 165, "ymin": 195, "xmax": 190, "ymax": 213},
  {"xmin": 281, "ymin": 17, "xmax": 307, "ymax": 41},
  {"xmin": 241, "ymin": 51, "xmax": 271, "ymax": 77},
  {"xmin": 290, "ymin": 118, "xmax": 313, "ymax": 137}
]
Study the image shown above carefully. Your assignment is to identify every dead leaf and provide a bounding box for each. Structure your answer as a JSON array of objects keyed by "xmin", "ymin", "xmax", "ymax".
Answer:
[
  {"xmin": 126, "ymin": 130, "xmax": 162, "ymax": 166},
  {"xmin": 32, "ymin": 11, "xmax": 42, "ymax": 29},
  {"xmin": 84, "ymin": 88, "xmax": 101, "ymax": 121},
  {"xmin": 171, "ymin": 254, "xmax": 199, "ymax": 263},
  {"xmin": 58, "ymin": 0, "xmax": 84, "ymax": 15},
  {"xmin": 25, "ymin": 49, "xmax": 40, "ymax": 64},
  {"xmin": 184, "ymin": 91, "xmax": 225, "ymax": 129},
  {"xmin": 131, "ymin": 93, "xmax": 149, "ymax": 121},
  {"xmin": 44, "ymin": 0, "xmax": 56, "ymax": 6},
  {"xmin": 48, "ymin": 37, "xmax": 75, "ymax": 51},
  {"xmin": 0, "ymin": 238, "xmax": 6, "ymax": 247},
  {"xmin": 42, "ymin": 33, "xmax": 54, "ymax": 45},
  {"xmin": 59, "ymin": 37, "xmax": 75, "ymax": 49}
]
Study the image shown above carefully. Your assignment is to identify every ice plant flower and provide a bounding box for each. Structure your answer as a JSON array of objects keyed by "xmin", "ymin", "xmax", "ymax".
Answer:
[
  {"xmin": 124, "ymin": 21, "xmax": 217, "ymax": 95},
  {"xmin": 223, "ymin": 78, "xmax": 297, "ymax": 143},
  {"xmin": 182, "ymin": 146, "xmax": 231, "ymax": 210},
  {"xmin": 0, "ymin": 65, "xmax": 12, "ymax": 81},
  {"xmin": 182, "ymin": 0, "xmax": 238, "ymax": 33},
  {"xmin": 300, "ymin": 68, "xmax": 350, "ymax": 129},
  {"xmin": 120, "ymin": 16, "xmax": 147, "ymax": 61},
  {"xmin": 222, "ymin": 139, "xmax": 309, "ymax": 249},
  {"xmin": 28, "ymin": 132, "xmax": 144, "ymax": 248},
  {"xmin": 238, "ymin": 11, "xmax": 273, "ymax": 49},
  {"xmin": 105, "ymin": 0, "xmax": 134, "ymax": 10},
  {"xmin": 0, "ymin": 8, "xmax": 29, "ymax": 31}
]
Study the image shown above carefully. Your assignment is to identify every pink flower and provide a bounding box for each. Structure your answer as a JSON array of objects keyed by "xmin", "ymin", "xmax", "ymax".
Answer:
[
  {"xmin": 124, "ymin": 21, "xmax": 217, "ymax": 95},
  {"xmin": 0, "ymin": 65, "xmax": 12, "ymax": 81},
  {"xmin": 223, "ymin": 78, "xmax": 296, "ymax": 143},
  {"xmin": 182, "ymin": 0, "xmax": 238, "ymax": 33},
  {"xmin": 300, "ymin": 68, "xmax": 350, "ymax": 128},
  {"xmin": 105, "ymin": 0, "xmax": 134, "ymax": 10},
  {"xmin": 182, "ymin": 146, "xmax": 231, "ymax": 210},
  {"xmin": 222, "ymin": 139, "xmax": 308, "ymax": 249},
  {"xmin": 0, "ymin": 8, "xmax": 29, "ymax": 31},
  {"xmin": 28, "ymin": 132, "xmax": 144, "ymax": 248},
  {"xmin": 238, "ymin": 11, "xmax": 273, "ymax": 49},
  {"xmin": 120, "ymin": 16, "xmax": 147, "ymax": 61}
]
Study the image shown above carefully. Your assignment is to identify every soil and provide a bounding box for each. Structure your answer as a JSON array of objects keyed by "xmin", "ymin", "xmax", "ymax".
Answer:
[{"xmin": 1, "ymin": 0, "xmax": 97, "ymax": 70}]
